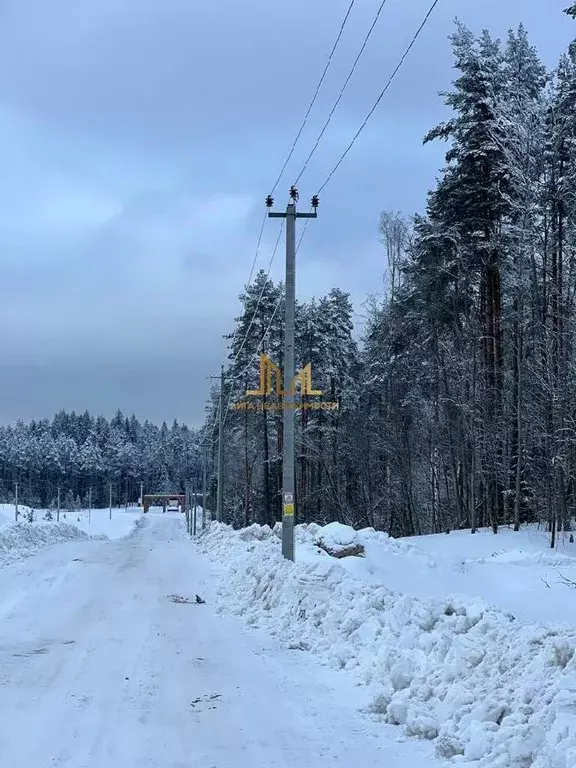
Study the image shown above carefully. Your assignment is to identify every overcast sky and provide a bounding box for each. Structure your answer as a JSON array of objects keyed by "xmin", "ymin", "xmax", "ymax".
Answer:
[{"xmin": 0, "ymin": 0, "xmax": 573, "ymax": 429}]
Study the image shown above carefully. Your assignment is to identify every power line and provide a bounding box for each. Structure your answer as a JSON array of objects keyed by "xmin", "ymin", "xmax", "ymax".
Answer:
[
  {"xmin": 230, "ymin": 214, "xmax": 308, "ymax": 385},
  {"xmin": 211, "ymin": 2, "xmax": 363, "ymax": 430},
  {"xmin": 228, "ymin": 220, "xmax": 285, "ymax": 373},
  {"xmin": 296, "ymin": 213, "xmax": 312, "ymax": 253},
  {"xmin": 220, "ymin": 206, "xmax": 268, "ymax": 370},
  {"xmin": 208, "ymin": 402, "xmax": 220, "ymax": 445},
  {"xmin": 221, "ymin": 228, "xmax": 309, "ymax": 429},
  {"xmin": 317, "ymin": 0, "xmax": 441, "ymax": 194},
  {"xmin": 293, "ymin": 0, "xmax": 390, "ymax": 186},
  {"xmin": 205, "ymin": 217, "xmax": 284, "ymax": 445},
  {"xmin": 269, "ymin": 0, "xmax": 358, "ymax": 197},
  {"xmin": 219, "ymin": 0, "xmax": 441, "ymax": 430},
  {"xmin": 245, "ymin": 208, "xmax": 268, "ymax": 288},
  {"xmin": 214, "ymin": 3, "xmax": 358, "ymax": 397}
]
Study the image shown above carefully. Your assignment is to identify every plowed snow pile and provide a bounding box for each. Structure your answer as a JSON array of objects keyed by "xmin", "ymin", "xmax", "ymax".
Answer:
[
  {"xmin": 0, "ymin": 503, "xmax": 32, "ymax": 527},
  {"xmin": 0, "ymin": 521, "xmax": 105, "ymax": 569},
  {"xmin": 199, "ymin": 521, "xmax": 576, "ymax": 768}
]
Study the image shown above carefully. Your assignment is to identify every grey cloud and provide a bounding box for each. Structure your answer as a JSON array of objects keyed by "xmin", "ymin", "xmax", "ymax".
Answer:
[
  {"xmin": 2, "ymin": 0, "xmax": 557, "ymax": 150},
  {"xmin": 0, "ymin": 356, "xmax": 222, "ymax": 427},
  {"xmin": 0, "ymin": 0, "xmax": 573, "ymax": 424}
]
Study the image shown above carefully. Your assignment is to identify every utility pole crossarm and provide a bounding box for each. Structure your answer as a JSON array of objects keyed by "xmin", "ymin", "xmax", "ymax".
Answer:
[{"xmin": 268, "ymin": 212, "xmax": 317, "ymax": 219}]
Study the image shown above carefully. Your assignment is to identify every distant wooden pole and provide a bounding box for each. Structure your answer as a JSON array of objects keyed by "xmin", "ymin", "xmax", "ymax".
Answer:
[{"xmin": 193, "ymin": 484, "xmax": 197, "ymax": 536}]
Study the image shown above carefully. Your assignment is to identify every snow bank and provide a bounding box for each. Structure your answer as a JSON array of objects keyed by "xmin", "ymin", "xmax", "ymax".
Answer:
[
  {"xmin": 55, "ymin": 507, "xmax": 143, "ymax": 539},
  {"xmin": 0, "ymin": 521, "xmax": 106, "ymax": 570},
  {"xmin": 0, "ymin": 503, "xmax": 33, "ymax": 527},
  {"xmin": 198, "ymin": 522, "xmax": 576, "ymax": 768},
  {"xmin": 0, "ymin": 504, "xmax": 144, "ymax": 540},
  {"xmin": 0, "ymin": 508, "xmax": 145, "ymax": 570},
  {"xmin": 332, "ymin": 526, "xmax": 576, "ymax": 626}
]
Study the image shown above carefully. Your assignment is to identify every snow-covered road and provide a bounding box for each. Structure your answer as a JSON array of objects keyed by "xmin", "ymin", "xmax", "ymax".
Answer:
[{"xmin": 0, "ymin": 514, "xmax": 436, "ymax": 768}]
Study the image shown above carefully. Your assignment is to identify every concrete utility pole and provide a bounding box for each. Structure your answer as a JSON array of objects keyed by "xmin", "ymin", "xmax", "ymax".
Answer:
[
  {"xmin": 202, "ymin": 441, "xmax": 208, "ymax": 530},
  {"xmin": 267, "ymin": 187, "xmax": 318, "ymax": 561},
  {"xmin": 216, "ymin": 367, "xmax": 225, "ymax": 523}
]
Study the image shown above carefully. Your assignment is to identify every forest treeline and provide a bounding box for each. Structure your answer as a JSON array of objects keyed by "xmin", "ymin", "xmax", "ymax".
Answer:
[{"xmin": 0, "ymin": 410, "xmax": 202, "ymax": 511}]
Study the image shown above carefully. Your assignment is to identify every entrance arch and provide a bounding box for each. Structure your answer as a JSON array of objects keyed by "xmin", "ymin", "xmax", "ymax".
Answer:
[{"xmin": 142, "ymin": 494, "xmax": 186, "ymax": 514}]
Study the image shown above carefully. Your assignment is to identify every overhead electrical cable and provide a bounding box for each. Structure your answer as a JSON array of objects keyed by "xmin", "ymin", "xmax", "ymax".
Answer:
[
  {"xmin": 316, "ymin": 0, "xmax": 441, "ymax": 194},
  {"xmin": 293, "ymin": 0, "xmax": 391, "ymax": 186},
  {"xmin": 228, "ymin": 0, "xmax": 357, "ymax": 350},
  {"xmin": 221, "ymin": 230, "xmax": 309, "ymax": 428},
  {"xmin": 269, "ymin": 0, "xmax": 358, "ymax": 197},
  {"xmin": 228, "ymin": 221, "xmax": 285, "ymax": 373},
  {"xmin": 244, "ymin": 208, "xmax": 268, "ymax": 288},
  {"xmin": 214, "ymin": 0, "xmax": 397, "ymax": 429}
]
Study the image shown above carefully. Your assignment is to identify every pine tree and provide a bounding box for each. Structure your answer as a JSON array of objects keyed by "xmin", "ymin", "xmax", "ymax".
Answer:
[
  {"xmin": 226, "ymin": 270, "xmax": 284, "ymax": 526},
  {"xmin": 424, "ymin": 24, "xmax": 512, "ymax": 532},
  {"xmin": 64, "ymin": 489, "xmax": 76, "ymax": 514}
]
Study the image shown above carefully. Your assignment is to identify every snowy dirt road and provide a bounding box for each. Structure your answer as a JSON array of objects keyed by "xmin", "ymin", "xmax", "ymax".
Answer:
[{"xmin": 0, "ymin": 514, "xmax": 437, "ymax": 768}]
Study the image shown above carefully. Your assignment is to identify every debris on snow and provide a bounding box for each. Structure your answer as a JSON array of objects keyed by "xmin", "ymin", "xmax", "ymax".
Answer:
[
  {"xmin": 167, "ymin": 593, "xmax": 206, "ymax": 605},
  {"xmin": 315, "ymin": 522, "xmax": 365, "ymax": 558},
  {"xmin": 168, "ymin": 594, "xmax": 193, "ymax": 604}
]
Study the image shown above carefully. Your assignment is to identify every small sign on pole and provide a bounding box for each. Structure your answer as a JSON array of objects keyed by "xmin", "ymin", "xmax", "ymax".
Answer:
[{"xmin": 283, "ymin": 492, "xmax": 294, "ymax": 516}]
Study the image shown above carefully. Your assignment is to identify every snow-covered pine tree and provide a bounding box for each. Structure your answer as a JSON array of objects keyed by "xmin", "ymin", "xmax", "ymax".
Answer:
[
  {"xmin": 424, "ymin": 24, "xmax": 512, "ymax": 533},
  {"xmin": 494, "ymin": 26, "xmax": 548, "ymax": 532},
  {"xmin": 225, "ymin": 270, "xmax": 284, "ymax": 527}
]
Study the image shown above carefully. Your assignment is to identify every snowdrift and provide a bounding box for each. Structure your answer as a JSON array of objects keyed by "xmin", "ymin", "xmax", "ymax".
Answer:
[
  {"xmin": 198, "ymin": 521, "xmax": 576, "ymax": 768},
  {"xmin": 0, "ymin": 521, "xmax": 107, "ymax": 570},
  {"xmin": 0, "ymin": 504, "xmax": 145, "ymax": 540},
  {"xmin": 56, "ymin": 506, "xmax": 144, "ymax": 539},
  {"xmin": 0, "ymin": 503, "xmax": 33, "ymax": 527}
]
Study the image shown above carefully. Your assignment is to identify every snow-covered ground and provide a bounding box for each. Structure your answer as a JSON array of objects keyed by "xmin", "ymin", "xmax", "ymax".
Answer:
[
  {"xmin": 0, "ymin": 502, "xmax": 20, "ymax": 526},
  {"xmin": 55, "ymin": 505, "xmax": 143, "ymax": 539},
  {"xmin": 338, "ymin": 524, "xmax": 576, "ymax": 626},
  {"xmin": 0, "ymin": 503, "xmax": 142, "ymax": 539},
  {"xmin": 2, "ymin": 502, "xmax": 575, "ymax": 766},
  {"xmin": 198, "ymin": 521, "xmax": 576, "ymax": 768},
  {"xmin": 0, "ymin": 520, "xmax": 104, "ymax": 570},
  {"xmin": 0, "ymin": 513, "xmax": 438, "ymax": 768},
  {"xmin": 0, "ymin": 503, "xmax": 143, "ymax": 570}
]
